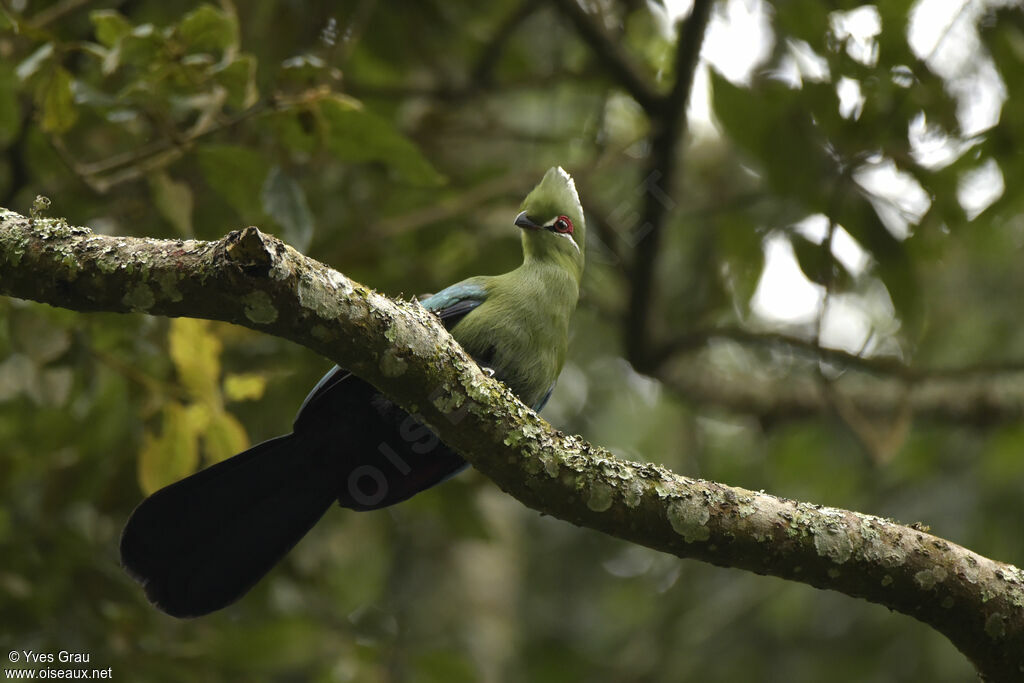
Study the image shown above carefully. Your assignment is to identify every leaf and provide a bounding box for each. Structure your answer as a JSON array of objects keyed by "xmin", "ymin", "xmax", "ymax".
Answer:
[
  {"xmin": 0, "ymin": 64, "xmax": 20, "ymax": 146},
  {"xmin": 716, "ymin": 209, "xmax": 765, "ymax": 309},
  {"xmin": 196, "ymin": 143, "xmax": 271, "ymax": 221},
  {"xmin": 177, "ymin": 4, "xmax": 237, "ymax": 53},
  {"xmin": 429, "ymin": 481, "xmax": 492, "ymax": 540},
  {"xmin": 982, "ymin": 424, "xmax": 1024, "ymax": 487},
  {"xmin": 89, "ymin": 9, "xmax": 132, "ymax": 48},
  {"xmin": 410, "ymin": 650, "xmax": 477, "ymax": 683},
  {"xmin": 148, "ymin": 171, "xmax": 194, "ymax": 236},
  {"xmin": 0, "ymin": 6, "xmax": 16, "ymax": 32},
  {"xmin": 710, "ymin": 72, "xmax": 832, "ymax": 211},
  {"xmin": 119, "ymin": 24, "xmax": 164, "ymax": 67},
  {"xmin": 202, "ymin": 409, "xmax": 249, "ymax": 463},
  {"xmin": 16, "ymin": 44, "xmax": 54, "ymax": 82},
  {"xmin": 14, "ymin": 314, "xmax": 70, "ymax": 363},
  {"xmin": 168, "ymin": 317, "xmax": 222, "ymax": 403},
  {"xmin": 268, "ymin": 108, "xmax": 316, "ymax": 155},
  {"xmin": 138, "ymin": 401, "xmax": 201, "ymax": 494},
  {"xmin": 223, "ymin": 372, "xmax": 267, "ymax": 402},
  {"xmin": 790, "ymin": 232, "xmax": 834, "ymax": 287},
  {"xmin": 214, "ymin": 54, "xmax": 257, "ymax": 108},
  {"xmin": 36, "ymin": 66, "xmax": 76, "ymax": 134},
  {"xmin": 184, "ymin": 401, "xmax": 212, "ymax": 432},
  {"xmin": 318, "ymin": 95, "xmax": 444, "ymax": 186},
  {"xmin": 39, "ymin": 367, "xmax": 73, "ymax": 406},
  {"xmin": 261, "ymin": 165, "xmax": 315, "ymax": 251},
  {"xmin": 773, "ymin": 0, "xmax": 831, "ymax": 46},
  {"xmin": 0, "ymin": 354, "xmax": 33, "ymax": 402},
  {"xmin": 279, "ymin": 54, "xmax": 330, "ymax": 86},
  {"xmin": 834, "ymin": 192, "xmax": 921, "ymax": 332}
]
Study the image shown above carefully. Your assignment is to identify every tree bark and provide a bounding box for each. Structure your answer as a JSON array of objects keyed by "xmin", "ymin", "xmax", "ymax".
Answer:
[{"xmin": 1, "ymin": 207, "xmax": 1022, "ymax": 681}]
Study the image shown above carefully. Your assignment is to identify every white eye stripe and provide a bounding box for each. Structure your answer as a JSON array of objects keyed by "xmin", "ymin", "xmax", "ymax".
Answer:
[{"xmin": 556, "ymin": 231, "xmax": 580, "ymax": 253}]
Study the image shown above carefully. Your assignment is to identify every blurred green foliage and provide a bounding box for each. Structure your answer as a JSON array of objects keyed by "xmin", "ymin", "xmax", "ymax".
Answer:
[{"xmin": 1, "ymin": 0, "xmax": 1022, "ymax": 680}]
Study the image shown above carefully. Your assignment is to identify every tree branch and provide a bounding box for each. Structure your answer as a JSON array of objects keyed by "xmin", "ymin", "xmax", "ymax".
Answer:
[
  {"xmin": 470, "ymin": 0, "xmax": 543, "ymax": 87},
  {"xmin": 1, "ymin": 208, "xmax": 1022, "ymax": 681},
  {"xmin": 654, "ymin": 328, "xmax": 1024, "ymax": 428},
  {"xmin": 624, "ymin": 0, "xmax": 713, "ymax": 372},
  {"xmin": 549, "ymin": 0, "xmax": 662, "ymax": 112},
  {"xmin": 661, "ymin": 358, "xmax": 1024, "ymax": 428},
  {"xmin": 660, "ymin": 326, "xmax": 1024, "ymax": 382},
  {"xmin": 50, "ymin": 99, "xmax": 270, "ymax": 194}
]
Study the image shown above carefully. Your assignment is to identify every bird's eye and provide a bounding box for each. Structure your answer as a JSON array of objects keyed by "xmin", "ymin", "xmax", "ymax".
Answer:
[{"xmin": 553, "ymin": 216, "xmax": 573, "ymax": 234}]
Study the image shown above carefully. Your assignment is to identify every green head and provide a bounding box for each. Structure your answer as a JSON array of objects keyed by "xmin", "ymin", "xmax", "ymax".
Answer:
[{"xmin": 514, "ymin": 167, "xmax": 585, "ymax": 281}]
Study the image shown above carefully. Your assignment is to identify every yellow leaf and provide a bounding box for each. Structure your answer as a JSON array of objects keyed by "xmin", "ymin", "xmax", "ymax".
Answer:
[
  {"xmin": 148, "ymin": 171, "xmax": 194, "ymax": 237},
  {"xmin": 168, "ymin": 318, "xmax": 221, "ymax": 403},
  {"xmin": 203, "ymin": 409, "xmax": 249, "ymax": 463},
  {"xmin": 223, "ymin": 372, "xmax": 267, "ymax": 402},
  {"xmin": 137, "ymin": 402, "xmax": 200, "ymax": 494},
  {"xmin": 36, "ymin": 66, "xmax": 76, "ymax": 133},
  {"xmin": 184, "ymin": 401, "xmax": 211, "ymax": 431}
]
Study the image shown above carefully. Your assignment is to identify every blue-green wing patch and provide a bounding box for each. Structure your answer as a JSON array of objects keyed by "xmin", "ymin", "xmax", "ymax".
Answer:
[{"xmin": 296, "ymin": 279, "xmax": 489, "ymax": 422}]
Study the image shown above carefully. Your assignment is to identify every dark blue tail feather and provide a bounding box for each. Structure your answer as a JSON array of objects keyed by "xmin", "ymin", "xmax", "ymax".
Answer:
[{"xmin": 120, "ymin": 373, "xmax": 468, "ymax": 617}]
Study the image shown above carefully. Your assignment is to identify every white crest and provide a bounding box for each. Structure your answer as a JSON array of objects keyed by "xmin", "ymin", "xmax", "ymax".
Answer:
[{"xmin": 555, "ymin": 166, "xmax": 583, "ymax": 219}]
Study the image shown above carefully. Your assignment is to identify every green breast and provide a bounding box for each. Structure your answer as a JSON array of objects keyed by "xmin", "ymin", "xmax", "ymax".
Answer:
[{"xmin": 450, "ymin": 263, "xmax": 578, "ymax": 408}]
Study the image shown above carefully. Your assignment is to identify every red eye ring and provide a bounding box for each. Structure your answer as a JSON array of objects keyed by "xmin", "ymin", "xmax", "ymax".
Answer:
[{"xmin": 553, "ymin": 215, "xmax": 574, "ymax": 234}]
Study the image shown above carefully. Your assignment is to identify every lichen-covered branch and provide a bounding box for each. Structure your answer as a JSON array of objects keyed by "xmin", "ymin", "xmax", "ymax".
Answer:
[
  {"xmin": 662, "ymin": 356, "xmax": 1024, "ymax": 427},
  {"xmin": 1, "ymin": 208, "xmax": 1022, "ymax": 681}
]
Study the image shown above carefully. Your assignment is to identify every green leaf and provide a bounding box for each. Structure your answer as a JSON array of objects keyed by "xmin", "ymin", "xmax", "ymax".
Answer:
[
  {"xmin": 36, "ymin": 66, "xmax": 76, "ymax": 134},
  {"xmin": 416, "ymin": 480, "xmax": 492, "ymax": 541},
  {"xmin": 267, "ymin": 109, "xmax": 316, "ymax": 155},
  {"xmin": 773, "ymin": 0, "xmax": 830, "ymax": 46},
  {"xmin": 716, "ymin": 209, "xmax": 765, "ymax": 309},
  {"xmin": 202, "ymin": 409, "xmax": 249, "ymax": 464},
  {"xmin": 410, "ymin": 650, "xmax": 477, "ymax": 683},
  {"xmin": 223, "ymin": 372, "xmax": 267, "ymax": 402},
  {"xmin": 711, "ymin": 72, "xmax": 832, "ymax": 211},
  {"xmin": 835, "ymin": 192, "xmax": 921, "ymax": 332},
  {"xmin": 168, "ymin": 317, "xmax": 222, "ymax": 403},
  {"xmin": 982, "ymin": 424, "xmax": 1024, "ymax": 486},
  {"xmin": 261, "ymin": 165, "xmax": 314, "ymax": 251},
  {"xmin": 0, "ymin": 6, "xmax": 16, "ymax": 32},
  {"xmin": 119, "ymin": 24, "xmax": 163, "ymax": 67},
  {"xmin": 138, "ymin": 401, "xmax": 201, "ymax": 494},
  {"xmin": 214, "ymin": 54, "xmax": 257, "ymax": 108},
  {"xmin": 177, "ymin": 4, "xmax": 237, "ymax": 53},
  {"xmin": 0, "ymin": 64, "xmax": 20, "ymax": 146},
  {"xmin": 148, "ymin": 171, "xmax": 194, "ymax": 236},
  {"xmin": 790, "ymin": 233, "xmax": 833, "ymax": 287},
  {"xmin": 197, "ymin": 143, "xmax": 271, "ymax": 221},
  {"xmin": 318, "ymin": 95, "xmax": 444, "ymax": 186},
  {"xmin": 89, "ymin": 9, "xmax": 132, "ymax": 48}
]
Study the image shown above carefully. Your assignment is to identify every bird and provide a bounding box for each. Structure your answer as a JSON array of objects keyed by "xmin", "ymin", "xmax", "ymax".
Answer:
[{"xmin": 120, "ymin": 167, "xmax": 586, "ymax": 617}]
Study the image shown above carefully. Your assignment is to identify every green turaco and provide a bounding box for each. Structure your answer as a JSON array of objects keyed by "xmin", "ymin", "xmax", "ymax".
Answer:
[{"xmin": 120, "ymin": 167, "xmax": 586, "ymax": 617}]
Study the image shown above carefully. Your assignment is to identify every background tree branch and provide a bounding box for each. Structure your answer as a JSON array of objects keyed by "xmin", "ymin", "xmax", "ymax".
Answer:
[
  {"xmin": 2, "ymin": 207, "xmax": 1022, "ymax": 681},
  {"xmin": 623, "ymin": 0, "xmax": 713, "ymax": 373}
]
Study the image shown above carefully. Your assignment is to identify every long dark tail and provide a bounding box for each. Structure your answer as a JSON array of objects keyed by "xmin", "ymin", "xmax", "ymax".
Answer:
[
  {"xmin": 121, "ymin": 373, "xmax": 469, "ymax": 617},
  {"xmin": 120, "ymin": 432, "xmax": 337, "ymax": 618}
]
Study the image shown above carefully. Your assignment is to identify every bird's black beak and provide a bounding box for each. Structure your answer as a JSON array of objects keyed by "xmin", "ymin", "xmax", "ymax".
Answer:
[{"xmin": 514, "ymin": 211, "xmax": 542, "ymax": 231}]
